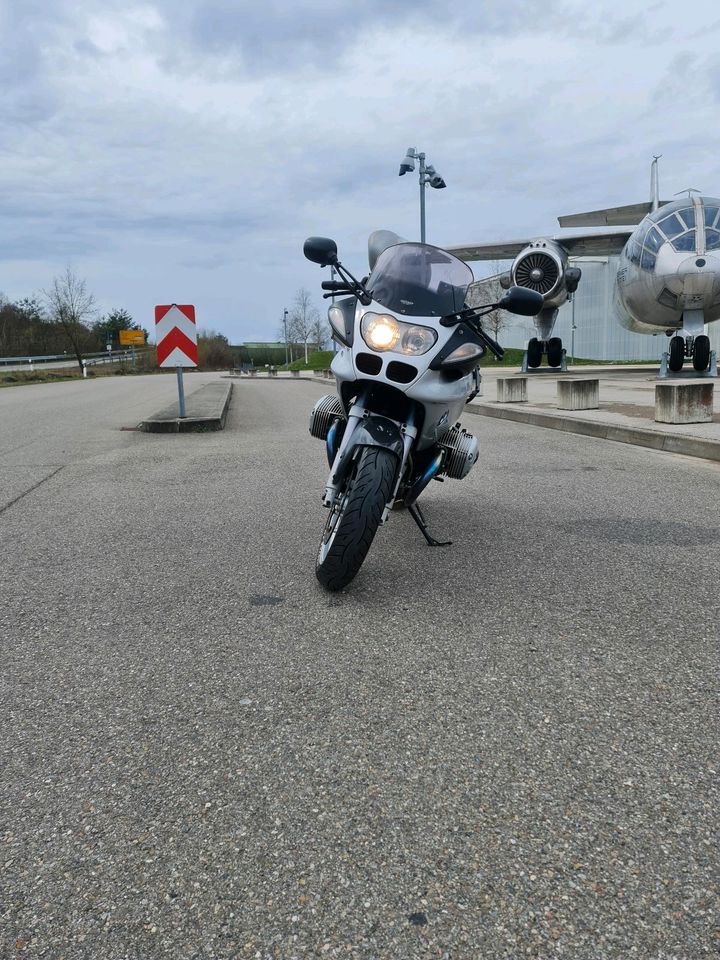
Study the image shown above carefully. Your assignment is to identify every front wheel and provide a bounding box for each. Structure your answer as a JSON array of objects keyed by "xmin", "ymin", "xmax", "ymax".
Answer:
[{"xmin": 316, "ymin": 446, "xmax": 398, "ymax": 591}]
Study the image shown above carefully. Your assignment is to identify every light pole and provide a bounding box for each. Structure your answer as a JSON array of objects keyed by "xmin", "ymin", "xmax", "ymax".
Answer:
[
  {"xmin": 283, "ymin": 308, "xmax": 289, "ymax": 366},
  {"xmin": 398, "ymin": 147, "xmax": 446, "ymax": 243}
]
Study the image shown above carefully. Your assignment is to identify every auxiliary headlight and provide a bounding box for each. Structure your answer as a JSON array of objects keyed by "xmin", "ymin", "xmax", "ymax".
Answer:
[
  {"xmin": 328, "ymin": 305, "xmax": 346, "ymax": 341},
  {"xmin": 360, "ymin": 313, "xmax": 437, "ymax": 355}
]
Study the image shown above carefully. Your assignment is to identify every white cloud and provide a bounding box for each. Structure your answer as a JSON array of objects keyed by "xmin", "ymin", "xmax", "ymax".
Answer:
[{"xmin": 0, "ymin": 0, "xmax": 719, "ymax": 340}]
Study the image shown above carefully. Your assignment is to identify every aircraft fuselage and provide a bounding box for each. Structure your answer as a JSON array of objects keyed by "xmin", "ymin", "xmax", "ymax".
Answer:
[{"xmin": 614, "ymin": 195, "xmax": 720, "ymax": 335}]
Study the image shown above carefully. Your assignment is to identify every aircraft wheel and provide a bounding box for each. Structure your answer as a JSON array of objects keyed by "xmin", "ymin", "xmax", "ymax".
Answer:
[
  {"xmin": 693, "ymin": 334, "xmax": 710, "ymax": 372},
  {"xmin": 547, "ymin": 337, "xmax": 563, "ymax": 368},
  {"xmin": 527, "ymin": 338, "xmax": 542, "ymax": 368},
  {"xmin": 669, "ymin": 336, "xmax": 685, "ymax": 372}
]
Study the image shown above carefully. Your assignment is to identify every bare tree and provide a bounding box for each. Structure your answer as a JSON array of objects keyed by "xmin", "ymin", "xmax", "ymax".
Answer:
[
  {"xmin": 466, "ymin": 268, "xmax": 512, "ymax": 353},
  {"xmin": 43, "ymin": 268, "xmax": 97, "ymax": 373},
  {"xmin": 288, "ymin": 287, "xmax": 320, "ymax": 363},
  {"xmin": 309, "ymin": 314, "xmax": 329, "ymax": 351}
]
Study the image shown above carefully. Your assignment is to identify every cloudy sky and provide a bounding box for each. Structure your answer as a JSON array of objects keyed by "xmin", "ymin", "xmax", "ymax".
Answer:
[{"xmin": 1, "ymin": 0, "xmax": 719, "ymax": 343}]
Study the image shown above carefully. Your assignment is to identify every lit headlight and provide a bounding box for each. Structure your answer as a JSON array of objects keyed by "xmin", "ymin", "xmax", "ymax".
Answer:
[
  {"xmin": 361, "ymin": 313, "xmax": 400, "ymax": 351},
  {"xmin": 361, "ymin": 313, "xmax": 437, "ymax": 355}
]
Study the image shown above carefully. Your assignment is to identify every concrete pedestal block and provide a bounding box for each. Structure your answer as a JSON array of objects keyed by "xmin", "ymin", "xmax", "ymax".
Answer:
[
  {"xmin": 557, "ymin": 378, "xmax": 599, "ymax": 410},
  {"xmin": 655, "ymin": 382, "xmax": 714, "ymax": 423},
  {"xmin": 496, "ymin": 377, "xmax": 527, "ymax": 403}
]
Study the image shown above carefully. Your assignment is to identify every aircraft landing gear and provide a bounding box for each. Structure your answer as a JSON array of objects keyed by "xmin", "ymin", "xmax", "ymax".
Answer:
[
  {"xmin": 524, "ymin": 337, "xmax": 566, "ymax": 371},
  {"xmin": 527, "ymin": 337, "xmax": 542, "ymax": 368},
  {"xmin": 547, "ymin": 337, "xmax": 563, "ymax": 368},
  {"xmin": 669, "ymin": 335, "xmax": 685, "ymax": 372},
  {"xmin": 693, "ymin": 334, "xmax": 711, "ymax": 372},
  {"xmin": 660, "ymin": 333, "xmax": 717, "ymax": 378}
]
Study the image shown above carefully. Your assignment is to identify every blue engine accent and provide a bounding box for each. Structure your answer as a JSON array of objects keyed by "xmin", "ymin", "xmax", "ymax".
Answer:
[
  {"xmin": 326, "ymin": 419, "xmax": 341, "ymax": 466},
  {"xmin": 405, "ymin": 450, "xmax": 444, "ymax": 506}
]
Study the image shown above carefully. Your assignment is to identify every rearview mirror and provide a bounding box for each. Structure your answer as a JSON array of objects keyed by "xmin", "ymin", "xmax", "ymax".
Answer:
[
  {"xmin": 498, "ymin": 285, "xmax": 544, "ymax": 316},
  {"xmin": 303, "ymin": 237, "xmax": 338, "ymax": 267}
]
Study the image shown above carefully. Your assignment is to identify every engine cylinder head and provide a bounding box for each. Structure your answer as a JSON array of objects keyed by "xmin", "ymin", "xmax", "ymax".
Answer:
[
  {"xmin": 439, "ymin": 424, "xmax": 479, "ymax": 479},
  {"xmin": 309, "ymin": 394, "xmax": 345, "ymax": 440}
]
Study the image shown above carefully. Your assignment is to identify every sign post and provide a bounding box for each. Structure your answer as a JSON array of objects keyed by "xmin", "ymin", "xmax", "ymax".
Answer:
[{"xmin": 155, "ymin": 304, "xmax": 198, "ymax": 418}]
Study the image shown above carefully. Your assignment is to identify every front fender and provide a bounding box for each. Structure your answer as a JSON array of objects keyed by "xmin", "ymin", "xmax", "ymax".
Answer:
[{"xmin": 332, "ymin": 414, "xmax": 404, "ymax": 486}]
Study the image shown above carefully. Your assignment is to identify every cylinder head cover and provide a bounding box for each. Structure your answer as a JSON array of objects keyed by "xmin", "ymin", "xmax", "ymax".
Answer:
[
  {"xmin": 439, "ymin": 424, "xmax": 479, "ymax": 479},
  {"xmin": 309, "ymin": 394, "xmax": 345, "ymax": 440}
]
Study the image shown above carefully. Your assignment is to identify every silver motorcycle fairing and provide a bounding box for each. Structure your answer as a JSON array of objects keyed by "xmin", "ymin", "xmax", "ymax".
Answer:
[{"xmin": 330, "ymin": 298, "xmax": 474, "ymax": 451}]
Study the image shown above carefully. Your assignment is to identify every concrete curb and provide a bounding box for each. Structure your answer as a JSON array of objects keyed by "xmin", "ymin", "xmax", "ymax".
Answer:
[
  {"xmin": 296, "ymin": 376, "xmax": 720, "ymax": 463},
  {"xmin": 140, "ymin": 381, "xmax": 232, "ymax": 433},
  {"xmin": 465, "ymin": 402, "xmax": 720, "ymax": 463}
]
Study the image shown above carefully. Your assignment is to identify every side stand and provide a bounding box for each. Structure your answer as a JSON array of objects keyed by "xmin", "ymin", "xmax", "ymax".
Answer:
[{"xmin": 408, "ymin": 503, "xmax": 452, "ymax": 547}]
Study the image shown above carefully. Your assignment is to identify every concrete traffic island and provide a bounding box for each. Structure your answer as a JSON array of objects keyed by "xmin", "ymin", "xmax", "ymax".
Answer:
[
  {"xmin": 496, "ymin": 376, "xmax": 527, "ymax": 402},
  {"xmin": 140, "ymin": 381, "xmax": 232, "ymax": 433},
  {"xmin": 557, "ymin": 377, "xmax": 599, "ymax": 410},
  {"xmin": 655, "ymin": 381, "xmax": 714, "ymax": 424}
]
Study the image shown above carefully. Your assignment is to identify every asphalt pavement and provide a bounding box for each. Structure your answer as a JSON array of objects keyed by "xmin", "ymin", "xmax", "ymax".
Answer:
[{"xmin": 1, "ymin": 375, "xmax": 718, "ymax": 958}]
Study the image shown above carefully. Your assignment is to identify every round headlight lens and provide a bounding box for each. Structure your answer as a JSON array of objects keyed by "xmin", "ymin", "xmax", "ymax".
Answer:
[
  {"xmin": 361, "ymin": 313, "xmax": 401, "ymax": 352},
  {"xmin": 401, "ymin": 325, "xmax": 437, "ymax": 355}
]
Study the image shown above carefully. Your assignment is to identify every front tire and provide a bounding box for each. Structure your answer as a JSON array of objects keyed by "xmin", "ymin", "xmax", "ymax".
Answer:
[{"xmin": 316, "ymin": 447, "xmax": 398, "ymax": 591}]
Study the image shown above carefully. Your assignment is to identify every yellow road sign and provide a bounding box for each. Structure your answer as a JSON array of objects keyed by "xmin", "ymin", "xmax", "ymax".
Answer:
[{"xmin": 119, "ymin": 330, "xmax": 145, "ymax": 345}]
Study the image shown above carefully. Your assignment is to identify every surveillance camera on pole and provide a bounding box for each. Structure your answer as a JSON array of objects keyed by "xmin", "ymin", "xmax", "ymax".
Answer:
[
  {"xmin": 425, "ymin": 164, "xmax": 446, "ymax": 190},
  {"xmin": 397, "ymin": 147, "xmax": 447, "ymax": 242},
  {"xmin": 398, "ymin": 147, "xmax": 417, "ymax": 176}
]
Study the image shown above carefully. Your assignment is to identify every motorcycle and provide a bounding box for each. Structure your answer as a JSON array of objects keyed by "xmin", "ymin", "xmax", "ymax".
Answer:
[{"xmin": 303, "ymin": 231, "xmax": 543, "ymax": 591}]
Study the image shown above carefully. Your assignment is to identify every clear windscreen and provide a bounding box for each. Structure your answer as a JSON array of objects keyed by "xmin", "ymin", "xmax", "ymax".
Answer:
[{"xmin": 367, "ymin": 243, "xmax": 474, "ymax": 317}]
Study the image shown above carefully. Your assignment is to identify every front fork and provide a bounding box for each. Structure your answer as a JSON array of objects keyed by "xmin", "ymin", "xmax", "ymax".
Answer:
[{"xmin": 323, "ymin": 398, "xmax": 417, "ymax": 510}]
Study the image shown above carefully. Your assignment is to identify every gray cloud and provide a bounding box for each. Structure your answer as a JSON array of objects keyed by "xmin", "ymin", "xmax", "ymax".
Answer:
[{"xmin": 0, "ymin": 1, "xmax": 719, "ymax": 341}]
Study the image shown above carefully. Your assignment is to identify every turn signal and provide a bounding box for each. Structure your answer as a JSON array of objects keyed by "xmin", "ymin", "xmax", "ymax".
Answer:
[{"xmin": 441, "ymin": 343, "xmax": 484, "ymax": 366}]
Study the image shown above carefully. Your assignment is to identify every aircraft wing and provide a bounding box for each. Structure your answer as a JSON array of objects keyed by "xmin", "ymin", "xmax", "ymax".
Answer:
[
  {"xmin": 447, "ymin": 230, "xmax": 632, "ymax": 262},
  {"xmin": 560, "ymin": 230, "xmax": 633, "ymax": 256},
  {"xmin": 447, "ymin": 239, "xmax": 534, "ymax": 261},
  {"xmin": 558, "ymin": 201, "xmax": 670, "ymax": 228}
]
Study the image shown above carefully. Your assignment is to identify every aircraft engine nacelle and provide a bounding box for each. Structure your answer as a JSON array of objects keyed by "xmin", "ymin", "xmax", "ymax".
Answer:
[{"xmin": 499, "ymin": 240, "xmax": 581, "ymax": 311}]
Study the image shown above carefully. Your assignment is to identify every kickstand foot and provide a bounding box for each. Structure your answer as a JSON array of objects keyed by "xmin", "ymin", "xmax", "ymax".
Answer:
[{"xmin": 408, "ymin": 503, "xmax": 452, "ymax": 547}]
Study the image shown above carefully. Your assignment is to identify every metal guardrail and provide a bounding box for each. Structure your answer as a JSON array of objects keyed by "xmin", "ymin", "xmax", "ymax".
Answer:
[{"xmin": 1, "ymin": 348, "xmax": 153, "ymax": 374}]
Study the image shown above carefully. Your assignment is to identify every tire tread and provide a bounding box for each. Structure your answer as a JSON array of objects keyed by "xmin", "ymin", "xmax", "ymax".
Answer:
[{"xmin": 316, "ymin": 447, "xmax": 397, "ymax": 590}]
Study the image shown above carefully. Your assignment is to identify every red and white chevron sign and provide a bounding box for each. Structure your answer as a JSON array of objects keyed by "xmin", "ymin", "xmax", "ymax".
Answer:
[{"xmin": 155, "ymin": 304, "xmax": 198, "ymax": 368}]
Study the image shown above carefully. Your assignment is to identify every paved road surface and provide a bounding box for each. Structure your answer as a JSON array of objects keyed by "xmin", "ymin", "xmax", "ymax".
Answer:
[{"xmin": 2, "ymin": 375, "xmax": 718, "ymax": 958}]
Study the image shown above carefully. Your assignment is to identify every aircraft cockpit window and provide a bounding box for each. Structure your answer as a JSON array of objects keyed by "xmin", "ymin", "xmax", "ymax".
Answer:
[
  {"xmin": 644, "ymin": 226, "xmax": 663, "ymax": 253},
  {"xmin": 659, "ymin": 213, "xmax": 684, "ymax": 239},
  {"xmin": 706, "ymin": 228, "xmax": 720, "ymax": 250},
  {"xmin": 679, "ymin": 207, "xmax": 695, "ymax": 228},
  {"xmin": 672, "ymin": 230, "xmax": 696, "ymax": 252},
  {"xmin": 636, "ymin": 220, "xmax": 650, "ymax": 245},
  {"xmin": 640, "ymin": 247, "xmax": 656, "ymax": 271},
  {"xmin": 704, "ymin": 206, "xmax": 719, "ymax": 228}
]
